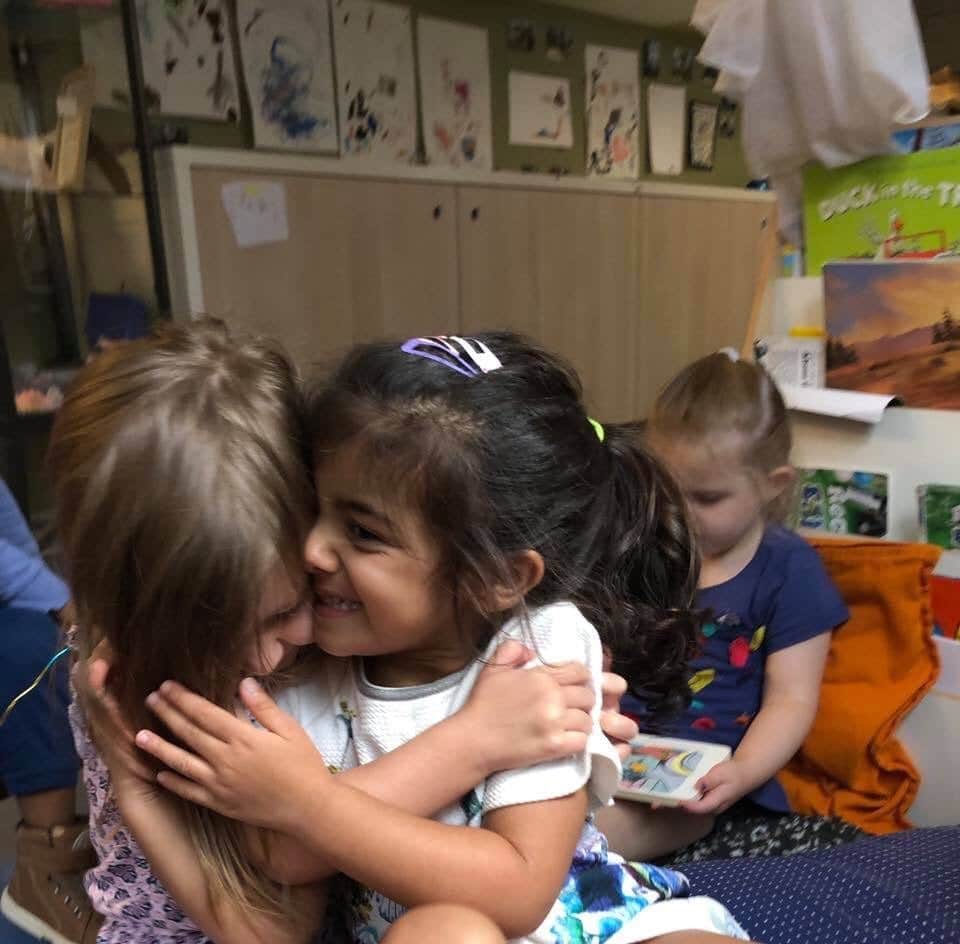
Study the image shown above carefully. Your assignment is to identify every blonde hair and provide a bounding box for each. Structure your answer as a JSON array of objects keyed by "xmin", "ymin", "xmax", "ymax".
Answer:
[
  {"xmin": 48, "ymin": 319, "xmax": 315, "ymax": 923},
  {"xmin": 649, "ymin": 352, "xmax": 792, "ymax": 517}
]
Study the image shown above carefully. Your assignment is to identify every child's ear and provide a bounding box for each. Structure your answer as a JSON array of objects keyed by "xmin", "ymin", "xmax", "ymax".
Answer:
[
  {"xmin": 765, "ymin": 465, "xmax": 796, "ymax": 501},
  {"xmin": 486, "ymin": 550, "xmax": 545, "ymax": 613}
]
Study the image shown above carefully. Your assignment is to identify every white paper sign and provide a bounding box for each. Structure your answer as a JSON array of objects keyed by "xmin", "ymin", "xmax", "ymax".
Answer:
[
  {"xmin": 508, "ymin": 71, "xmax": 573, "ymax": 149},
  {"xmin": 647, "ymin": 82, "xmax": 686, "ymax": 176},
  {"xmin": 221, "ymin": 181, "xmax": 289, "ymax": 249}
]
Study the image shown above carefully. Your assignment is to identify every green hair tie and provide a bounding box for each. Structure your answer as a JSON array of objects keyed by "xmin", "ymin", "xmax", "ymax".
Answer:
[{"xmin": 587, "ymin": 417, "xmax": 605, "ymax": 442}]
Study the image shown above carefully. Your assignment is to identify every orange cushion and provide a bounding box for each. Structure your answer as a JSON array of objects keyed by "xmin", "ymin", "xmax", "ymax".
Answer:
[{"xmin": 778, "ymin": 537, "xmax": 941, "ymax": 834}]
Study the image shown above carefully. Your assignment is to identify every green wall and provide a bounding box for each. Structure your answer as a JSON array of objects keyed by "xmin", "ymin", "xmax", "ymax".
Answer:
[
  {"xmin": 411, "ymin": 0, "xmax": 749, "ymax": 186},
  {"xmin": 7, "ymin": 0, "xmax": 750, "ymax": 187}
]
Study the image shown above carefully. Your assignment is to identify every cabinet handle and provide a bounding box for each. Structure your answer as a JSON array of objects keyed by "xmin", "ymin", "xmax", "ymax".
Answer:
[
  {"xmin": 433, "ymin": 204, "xmax": 443, "ymax": 219},
  {"xmin": 470, "ymin": 207, "xmax": 480, "ymax": 221}
]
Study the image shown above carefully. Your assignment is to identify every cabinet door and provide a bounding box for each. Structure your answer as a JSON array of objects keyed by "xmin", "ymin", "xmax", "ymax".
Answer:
[
  {"xmin": 635, "ymin": 195, "xmax": 773, "ymax": 413},
  {"xmin": 458, "ymin": 186, "xmax": 639, "ymax": 422},
  {"xmin": 191, "ymin": 169, "xmax": 459, "ymax": 367},
  {"xmin": 530, "ymin": 191, "xmax": 639, "ymax": 422},
  {"xmin": 457, "ymin": 186, "xmax": 539, "ymax": 335}
]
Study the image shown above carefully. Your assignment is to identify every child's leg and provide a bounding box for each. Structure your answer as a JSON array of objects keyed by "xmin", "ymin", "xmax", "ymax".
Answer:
[
  {"xmin": 596, "ymin": 801, "xmax": 715, "ymax": 861},
  {"xmin": 382, "ymin": 904, "xmax": 505, "ymax": 944}
]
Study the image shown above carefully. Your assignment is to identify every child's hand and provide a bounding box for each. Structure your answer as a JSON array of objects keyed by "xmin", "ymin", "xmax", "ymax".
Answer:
[
  {"xmin": 680, "ymin": 759, "xmax": 749, "ymax": 815},
  {"xmin": 461, "ymin": 640, "xmax": 594, "ymax": 774},
  {"xmin": 599, "ymin": 671, "xmax": 639, "ymax": 761},
  {"xmin": 135, "ymin": 678, "xmax": 330, "ymax": 832},
  {"xmin": 72, "ymin": 642, "xmax": 159, "ymax": 798}
]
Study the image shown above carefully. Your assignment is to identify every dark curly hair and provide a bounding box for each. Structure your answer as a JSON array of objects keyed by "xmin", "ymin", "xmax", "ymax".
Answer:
[{"xmin": 307, "ymin": 332, "xmax": 700, "ymax": 724}]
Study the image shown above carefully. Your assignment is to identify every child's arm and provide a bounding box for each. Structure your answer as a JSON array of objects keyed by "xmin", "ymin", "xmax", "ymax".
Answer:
[
  {"xmin": 262, "ymin": 644, "xmax": 595, "ymax": 883},
  {"xmin": 140, "ymin": 682, "xmax": 591, "ymax": 938},
  {"xmin": 682, "ymin": 632, "xmax": 831, "ymax": 814}
]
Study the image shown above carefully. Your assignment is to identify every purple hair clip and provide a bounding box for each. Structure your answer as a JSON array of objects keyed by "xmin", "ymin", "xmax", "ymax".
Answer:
[{"xmin": 400, "ymin": 336, "xmax": 502, "ymax": 378}]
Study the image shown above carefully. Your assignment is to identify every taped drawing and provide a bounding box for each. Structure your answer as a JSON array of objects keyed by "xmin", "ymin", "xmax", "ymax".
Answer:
[
  {"xmin": 332, "ymin": 0, "xmax": 417, "ymax": 163},
  {"xmin": 417, "ymin": 16, "xmax": 492, "ymax": 171},
  {"xmin": 585, "ymin": 45, "xmax": 640, "ymax": 179},
  {"xmin": 237, "ymin": 0, "xmax": 337, "ymax": 152},
  {"xmin": 508, "ymin": 71, "xmax": 573, "ymax": 149}
]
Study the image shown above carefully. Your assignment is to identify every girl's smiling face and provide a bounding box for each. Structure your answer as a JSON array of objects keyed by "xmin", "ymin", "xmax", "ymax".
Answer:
[{"xmin": 303, "ymin": 445, "xmax": 483, "ymax": 686}]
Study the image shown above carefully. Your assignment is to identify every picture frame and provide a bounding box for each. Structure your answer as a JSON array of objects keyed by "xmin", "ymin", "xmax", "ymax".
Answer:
[
  {"xmin": 642, "ymin": 38, "xmax": 660, "ymax": 78},
  {"xmin": 688, "ymin": 100, "xmax": 718, "ymax": 170},
  {"xmin": 672, "ymin": 46, "xmax": 694, "ymax": 81}
]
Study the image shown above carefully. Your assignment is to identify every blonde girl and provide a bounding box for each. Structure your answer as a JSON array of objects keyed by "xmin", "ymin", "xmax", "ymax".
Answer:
[{"xmin": 598, "ymin": 352, "xmax": 850, "ymax": 862}]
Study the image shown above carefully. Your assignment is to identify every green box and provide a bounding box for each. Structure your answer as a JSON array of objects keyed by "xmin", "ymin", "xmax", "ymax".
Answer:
[
  {"xmin": 918, "ymin": 483, "xmax": 960, "ymax": 549},
  {"xmin": 804, "ymin": 148, "xmax": 960, "ymax": 274},
  {"xmin": 792, "ymin": 469, "xmax": 889, "ymax": 538}
]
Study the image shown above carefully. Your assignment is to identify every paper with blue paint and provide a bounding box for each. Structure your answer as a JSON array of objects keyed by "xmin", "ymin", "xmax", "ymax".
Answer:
[
  {"xmin": 221, "ymin": 180, "xmax": 289, "ymax": 249},
  {"xmin": 238, "ymin": 0, "xmax": 338, "ymax": 153}
]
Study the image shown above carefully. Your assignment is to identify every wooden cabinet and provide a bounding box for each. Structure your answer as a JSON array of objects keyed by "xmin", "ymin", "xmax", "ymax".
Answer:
[
  {"xmin": 634, "ymin": 194, "xmax": 772, "ymax": 410},
  {"xmin": 189, "ymin": 168, "xmax": 458, "ymax": 368},
  {"xmin": 459, "ymin": 187, "xmax": 639, "ymax": 420},
  {"xmin": 162, "ymin": 149, "xmax": 774, "ymax": 420}
]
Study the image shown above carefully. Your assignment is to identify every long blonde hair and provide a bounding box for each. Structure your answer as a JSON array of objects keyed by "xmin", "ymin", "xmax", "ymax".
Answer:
[
  {"xmin": 48, "ymin": 319, "xmax": 315, "ymax": 921},
  {"xmin": 649, "ymin": 352, "xmax": 792, "ymax": 519}
]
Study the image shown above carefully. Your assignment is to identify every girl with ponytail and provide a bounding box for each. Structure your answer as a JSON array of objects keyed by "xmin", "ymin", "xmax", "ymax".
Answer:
[{"xmin": 132, "ymin": 333, "xmax": 753, "ymax": 943}]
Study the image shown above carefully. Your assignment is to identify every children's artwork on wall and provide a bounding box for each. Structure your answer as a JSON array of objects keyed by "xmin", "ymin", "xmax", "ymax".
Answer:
[
  {"xmin": 236, "ymin": 0, "xmax": 338, "ymax": 153},
  {"xmin": 672, "ymin": 47, "xmax": 695, "ymax": 81},
  {"xmin": 688, "ymin": 100, "xmax": 718, "ymax": 170},
  {"xmin": 82, "ymin": 1, "xmax": 240, "ymax": 119},
  {"xmin": 80, "ymin": 16, "xmax": 131, "ymax": 109},
  {"xmin": 332, "ymin": 0, "xmax": 417, "ymax": 163},
  {"xmin": 647, "ymin": 82, "xmax": 685, "ymax": 176},
  {"xmin": 792, "ymin": 468, "xmax": 889, "ymax": 538},
  {"xmin": 545, "ymin": 25, "xmax": 574, "ymax": 62},
  {"xmin": 642, "ymin": 39, "xmax": 661, "ymax": 78},
  {"xmin": 139, "ymin": 0, "xmax": 239, "ymax": 120},
  {"xmin": 417, "ymin": 16, "xmax": 492, "ymax": 171},
  {"xmin": 508, "ymin": 71, "xmax": 573, "ymax": 149},
  {"xmin": 507, "ymin": 18, "xmax": 535, "ymax": 53},
  {"xmin": 718, "ymin": 97, "xmax": 737, "ymax": 138},
  {"xmin": 824, "ymin": 260, "xmax": 960, "ymax": 410},
  {"xmin": 585, "ymin": 45, "xmax": 640, "ymax": 180}
]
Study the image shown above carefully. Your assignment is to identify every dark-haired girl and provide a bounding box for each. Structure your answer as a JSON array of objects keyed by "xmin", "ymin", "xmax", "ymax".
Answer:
[{"xmin": 136, "ymin": 334, "xmax": 753, "ymax": 943}]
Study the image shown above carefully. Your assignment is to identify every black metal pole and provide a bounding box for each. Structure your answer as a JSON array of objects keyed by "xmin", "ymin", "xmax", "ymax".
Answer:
[{"xmin": 120, "ymin": 0, "xmax": 171, "ymax": 316}]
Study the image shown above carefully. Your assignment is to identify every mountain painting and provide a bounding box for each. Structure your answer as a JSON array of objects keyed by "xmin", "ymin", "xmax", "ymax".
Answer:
[{"xmin": 824, "ymin": 260, "xmax": 960, "ymax": 411}]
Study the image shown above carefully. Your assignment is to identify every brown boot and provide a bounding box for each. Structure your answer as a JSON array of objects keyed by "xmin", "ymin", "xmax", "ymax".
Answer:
[{"xmin": 1, "ymin": 819, "xmax": 104, "ymax": 944}]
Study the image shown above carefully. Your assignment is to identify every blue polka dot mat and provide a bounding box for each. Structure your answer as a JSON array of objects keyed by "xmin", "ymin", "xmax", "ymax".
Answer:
[{"xmin": 682, "ymin": 826, "xmax": 960, "ymax": 944}]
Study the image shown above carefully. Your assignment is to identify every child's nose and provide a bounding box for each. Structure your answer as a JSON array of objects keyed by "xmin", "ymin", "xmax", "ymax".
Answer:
[{"xmin": 304, "ymin": 521, "xmax": 339, "ymax": 574}]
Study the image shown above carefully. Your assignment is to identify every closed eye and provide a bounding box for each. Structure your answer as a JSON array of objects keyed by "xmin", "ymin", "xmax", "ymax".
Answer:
[
  {"xmin": 264, "ymin": 595, "xmax": 309, "ymax": 627},
  {"xmin": 690, "ymin": 491, "xmax": 727, "ymax": 506},
  {"xmin": 348, "ymin": 519, "xmax": 387, "ymax": 545}
]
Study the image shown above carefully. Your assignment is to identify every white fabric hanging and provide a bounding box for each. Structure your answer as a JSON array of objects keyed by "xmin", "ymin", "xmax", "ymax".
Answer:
[{"xmin": 692, "ymin": 0, "xmax": 930, "ymax": 241}]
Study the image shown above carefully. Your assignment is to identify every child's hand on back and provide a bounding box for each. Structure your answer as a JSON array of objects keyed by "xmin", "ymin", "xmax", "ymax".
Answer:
[
  {"xmin": 680, "ymin": 758, "xmax": 749, "ymax": 815},
  {"xmin": 135, "ymin": 678, "xmax": 329, "ymax": 832},
  {"xmin": 461, "ymin": 639, "xmax": 595, "ymax": 774}
]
